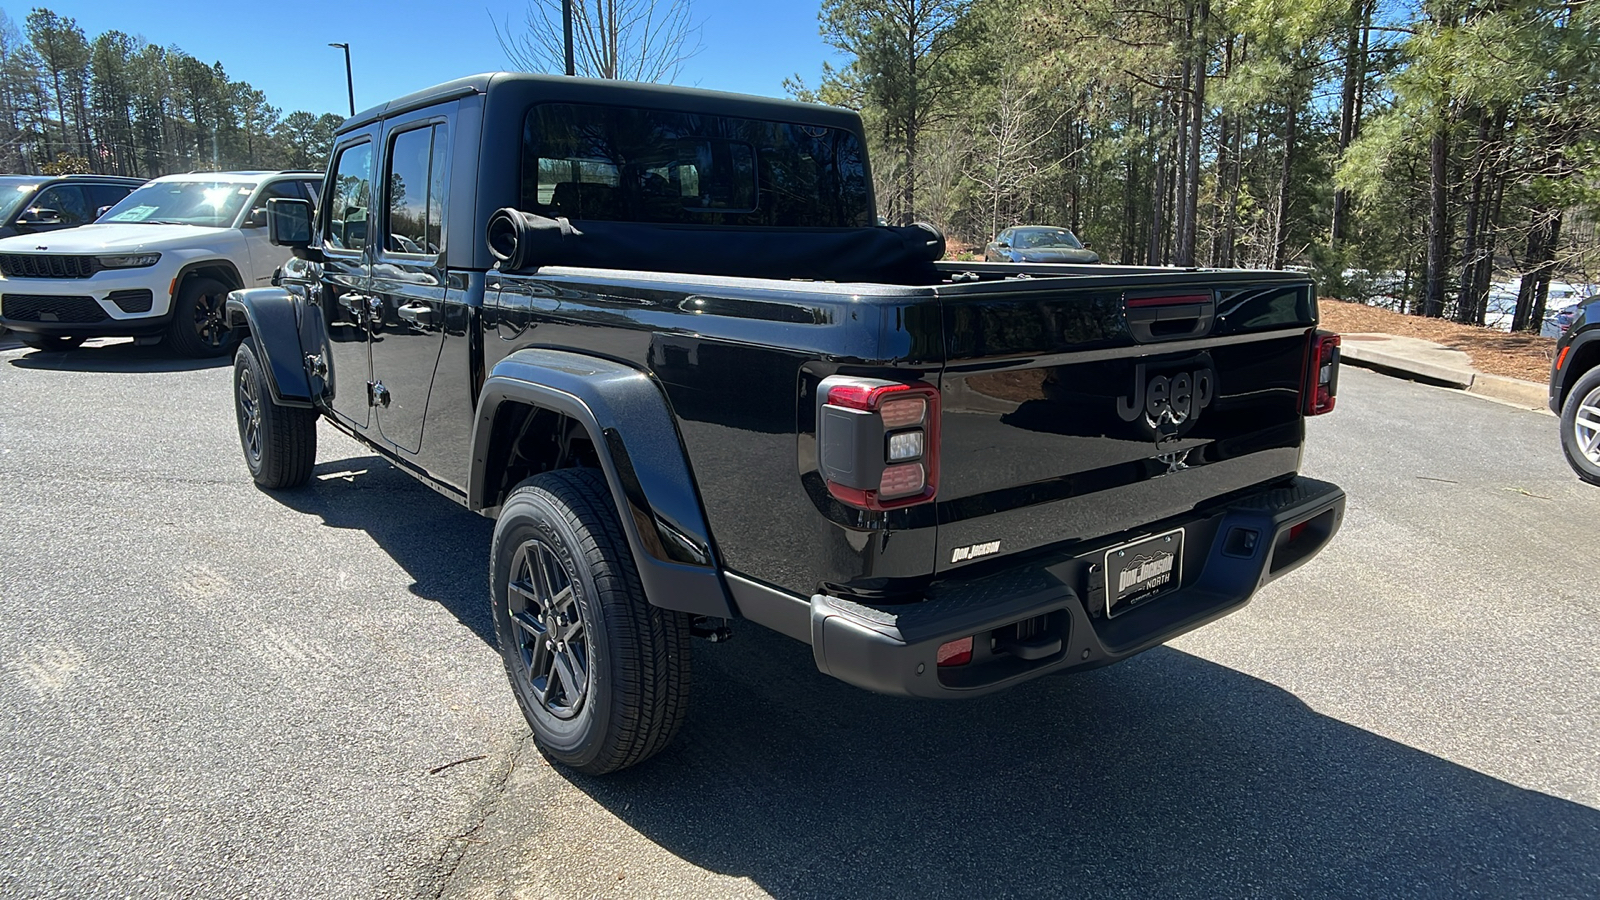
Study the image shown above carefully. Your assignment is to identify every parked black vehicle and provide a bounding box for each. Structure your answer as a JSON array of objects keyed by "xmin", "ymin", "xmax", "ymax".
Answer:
[
  {"xmin": 230, "ymin": 73, "xmax": 1345, "ymax": 774},
  {"xmin": 1549, "ymin": 295, "xmax": 1600, "ymax": 485},
  {"xmin": 0, "ymin": 174, "xmax": 144, "ymax": 237},
  {"xmin": 984, "ymin": 225, "xmax": 1100, "ymax": 263}
]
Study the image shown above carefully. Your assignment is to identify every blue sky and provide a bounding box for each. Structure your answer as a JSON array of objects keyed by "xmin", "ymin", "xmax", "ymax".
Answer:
[{"xmin": 2, "ymin": 0, "xmax": 845, "ymax": 116}]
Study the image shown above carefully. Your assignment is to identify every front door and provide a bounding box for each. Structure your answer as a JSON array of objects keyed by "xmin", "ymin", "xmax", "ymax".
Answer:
[
  {"xmin": 317, "ymin": 137, "xmax": 376, "ymax": 430},
  {"xmin": 369, "ymin": 118, "xmax": 451, "ymax": 454},
  {"xmin": 241, "ymin": 180, "xmax": 307, "ymax": 287}
]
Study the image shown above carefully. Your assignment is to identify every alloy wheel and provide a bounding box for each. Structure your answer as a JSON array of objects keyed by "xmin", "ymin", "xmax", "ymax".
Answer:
[
  {"xmin": 194, "ymin": 291, "xmax": 230, "ymax": 349},
  {"xmin": 237, "ymin": 364, "xmax": 262, "ymax": 464},
  {"xmin": 1576, "ymin": 384, "xmax": 1600, "ymax": 466},
  {"xmin": 506, "ymin": 538, "xmax": 589, "ymax": 719}
]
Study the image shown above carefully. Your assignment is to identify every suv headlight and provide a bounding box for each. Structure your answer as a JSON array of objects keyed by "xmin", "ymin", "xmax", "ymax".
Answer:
[{"xmin": 97, "ymin": 253, "xmax": 161, "ymax": 269}]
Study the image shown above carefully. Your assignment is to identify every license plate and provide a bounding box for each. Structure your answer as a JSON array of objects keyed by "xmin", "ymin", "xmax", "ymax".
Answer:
[{"xmin": 1104, "ymin": 528, "xmax": 1184, "ymax": 616}]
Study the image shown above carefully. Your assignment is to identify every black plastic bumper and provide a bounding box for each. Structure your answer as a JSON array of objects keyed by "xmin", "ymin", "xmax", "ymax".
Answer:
[
  {"xmin": 0, "ymin": 312, "xmax": 172, "ymax": 338},
  {"xmin": 805, "ymin": 476, "xmax": 1345, "ymax": 698}
]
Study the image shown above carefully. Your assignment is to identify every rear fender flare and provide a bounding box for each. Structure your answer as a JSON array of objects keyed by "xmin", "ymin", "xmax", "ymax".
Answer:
[
  {"xmin": 225, "ymin": 288, "xmax": 313, "ymax": 408},
  {"xmin": 470, "ymin": 348, "xmax": 734, "ymax": 619}
]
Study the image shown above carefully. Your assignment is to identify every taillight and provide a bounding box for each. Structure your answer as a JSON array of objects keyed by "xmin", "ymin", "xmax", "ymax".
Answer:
[
  {"xmin": 1303, "ymin": 331, "xmax": 1341, "ymax": 416},
  {"xmin": 816, "ymin": 375, "xmax": 940, "ymax": 510}
]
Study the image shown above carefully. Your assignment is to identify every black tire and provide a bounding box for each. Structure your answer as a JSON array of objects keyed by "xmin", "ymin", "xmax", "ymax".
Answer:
[
  {"xmin": 19, "ymin": 334, "xmax": 85, "ymax": 352},
  {"xmin": 165, "ymin": 276, "xmax": 238, "ymax": 358},
  {"xmin": 490, "ymin": 468, "xmax": 692, "ymax": 775},
  {"xmin": 234, "ymin": 339, "xmax": 317, "ymax": 489},
  {"xmin": 1558, "ymin": 365, "xmax": 1600, "ymax": 487}
]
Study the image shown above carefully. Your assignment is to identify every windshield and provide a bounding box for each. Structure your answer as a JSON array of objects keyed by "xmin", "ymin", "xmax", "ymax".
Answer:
[
  {"xmin": 1015, "ymin": 228, "xmax": 1083, "ymax": 250},
  {"xmin": 0, "ymin": 177, "xmax": 41, "ymax": 221},
  {"xmin": 101, "ymin": 180, "xmax": 257, "ymax": 227}
]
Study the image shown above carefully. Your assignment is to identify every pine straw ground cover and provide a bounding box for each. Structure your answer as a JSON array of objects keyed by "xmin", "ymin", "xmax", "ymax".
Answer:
[{"xmin": 1318, "ymin": 298, "xmax": 1557, "ymax": 383}]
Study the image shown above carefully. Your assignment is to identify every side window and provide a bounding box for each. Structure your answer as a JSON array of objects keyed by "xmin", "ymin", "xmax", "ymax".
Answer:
[
  {"xmin": 87, "ymin": 184, "xmax": 134, "ymax": 216},
  {"xmin": 325, "ymin": 142, "xmax": 372, "ymax": 252},
  {"xmin": 250, "ymin": 181, "xmax": 303, "ymax": 217},
  {"xmin": 31, "ymin": 185, "xmax": 88, "ymax": 225},
  {"xmin": 384, "ymin": 124, "xmax": 448, "ymax": 255}
]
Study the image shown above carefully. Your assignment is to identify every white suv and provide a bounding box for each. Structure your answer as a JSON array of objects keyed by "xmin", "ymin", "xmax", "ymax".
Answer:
[{"xmin": 0, "ymin": 170, "xmax": 321, "ymax": 356}]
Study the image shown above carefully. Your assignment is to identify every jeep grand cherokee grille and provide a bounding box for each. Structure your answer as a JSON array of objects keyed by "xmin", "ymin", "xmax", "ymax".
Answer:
[
  {"xmin": 0, "ymin": 254, "xmax": 100, "ymax": 278},
  {"xmin": 0, "ymin": 294, "xmax": 109, "ymax": 323}
]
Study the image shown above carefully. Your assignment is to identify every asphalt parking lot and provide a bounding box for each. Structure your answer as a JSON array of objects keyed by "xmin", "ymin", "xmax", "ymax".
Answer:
[{"xmin": 2, "ymin": 338, "xmax": 1597, "ymax": 899}]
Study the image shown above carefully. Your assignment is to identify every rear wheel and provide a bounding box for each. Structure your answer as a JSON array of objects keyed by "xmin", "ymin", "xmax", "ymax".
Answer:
[
  {"xmin": 19, "ymin": 334, "xmax": 85, "ymax": 352},
  {"xmin": 490, "ymin": 468, "xmax": 692, "ymax": 775},
  {"xmin": 165, "ymin": 276, "xmax": 237, "ymax": 358},
  {"xmin": 1559, "ymin": 366, "xmax": 1600, "ymax": 486},
  {"xmin": 234, "ymin": 339, "xmax": 317, "ymax": 489}
]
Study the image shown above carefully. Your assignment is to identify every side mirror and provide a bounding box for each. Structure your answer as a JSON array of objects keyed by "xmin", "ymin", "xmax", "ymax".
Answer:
[
  {"xmin": 95, "ymin": 205, "xmax": 113, "ymax": 219},
  {"xmin": 243, "ymin": 207, "xmax": 269, "ymax": 228},
  {"xmin": 267, "ymin": 198, "xmax": 312, "ymax": 246},
  {"xmin": 17, "ymin": 207, "xmax": 63, "ymax": 227},
  {"xmin": 996, "ymin": 241, "xmax": 1010, "ymax": 249},
  {"xmin": 1081, "ymin": 240, "xmax": 1093, "ymax": 249}
]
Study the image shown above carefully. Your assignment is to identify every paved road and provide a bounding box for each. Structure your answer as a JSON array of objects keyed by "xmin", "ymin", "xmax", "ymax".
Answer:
[{"xmin": 1, "ymin": 340, "xmax": 1596, "ymax": 898}]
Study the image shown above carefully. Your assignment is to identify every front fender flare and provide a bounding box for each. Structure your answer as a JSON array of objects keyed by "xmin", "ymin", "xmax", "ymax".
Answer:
[
  {"xmin": 470, "ymin": 348, "xmax": 734, "ymax": 619},
  {"xmin": 225, "ymin": 288, "xmax": 312, "ymax": 408}
]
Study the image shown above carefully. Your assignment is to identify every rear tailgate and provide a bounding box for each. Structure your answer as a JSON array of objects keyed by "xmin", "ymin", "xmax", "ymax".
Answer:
[{"xmin": 934, "ymin": 272, "xmax": 1315, "ymax": 574}]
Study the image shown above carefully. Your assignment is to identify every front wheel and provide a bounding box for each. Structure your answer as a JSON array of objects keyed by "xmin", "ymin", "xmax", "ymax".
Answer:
[
  {"xmin": 1559, "ymin": 366, "xmax": 1600, "ymax": 486},
  {"xmin": 165, "ymin": 276, "xmax": 238, "ymax": 358},
  {"xmin": 234, "ymin": 339, "xmax": 317, "ymax": 489},
  {"xmin": 19, "ymin": 334, "xmax": 85, "ymax": 352},
  {"xmin": 490, "ymin": 468, "xmax": 692, "ymax": 775}
]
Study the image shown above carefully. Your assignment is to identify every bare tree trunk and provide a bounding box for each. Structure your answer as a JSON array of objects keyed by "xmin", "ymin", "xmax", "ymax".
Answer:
[
  {"xmin": 1178, "ymin": 0, "xmax": 1206, "ymax": 265},
  {"xmin": 1147, "ymin": 145, "xmax": 1165, "ymax": 265},
  {"xmin": 1454, "ymin": 109, "xmax": 1489, "ymax": 324},
  {"xmin": 1513, "ymin": 209, "xmax": 1562, "ymax": 333},
  {"xmin": 1330, "ymin": 0, "xmax": 1368, "ymax": 248},
  {"xmin": 1422, "ymin": 125, "xmax": 1449, "ymax": 317}
]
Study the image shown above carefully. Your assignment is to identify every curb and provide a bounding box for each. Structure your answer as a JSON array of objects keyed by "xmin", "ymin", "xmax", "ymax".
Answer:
[{"xmin": 1338, "ymin": 335, "xmax": 1550, "ymax": 410}]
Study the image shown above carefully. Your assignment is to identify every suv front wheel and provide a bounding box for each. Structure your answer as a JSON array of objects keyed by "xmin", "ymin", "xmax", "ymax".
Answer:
[
  {"xmin": 1559, "ymin": 365, "xmax": 1600, "ymax": 486},
  {"xmin": 166, "ymin": 276, "xmax": 238, "ymax": 358}
]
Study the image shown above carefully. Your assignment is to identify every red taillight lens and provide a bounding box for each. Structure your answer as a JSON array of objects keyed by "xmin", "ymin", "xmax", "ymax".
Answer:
[
  {"xmin": 1288, "ymin": 521, "xmax": 1308, "ymax": 543},
  {"xmin": 1303, "ymin": 331, "xmax": 1341, "ymax": 416},
  {"xmin": 817, "ymin": 376, "xmax": 940, "ymax": 511},
  {"xmin": 936, "ymin": 637, "xmax": 973, "ymax": 667}
]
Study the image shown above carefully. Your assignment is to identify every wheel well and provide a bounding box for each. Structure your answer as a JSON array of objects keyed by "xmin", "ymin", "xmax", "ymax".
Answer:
[
  {"xmin": 1563, "ymin": 340, "xmax": 1600, "ymax": 406},
  {"xmin": 174, "ymin": 262, "xmax": 244, "ymax": 298},
  {"xmin": 481, "ymin": 400, "xmax": 602, "ymax": 510}
]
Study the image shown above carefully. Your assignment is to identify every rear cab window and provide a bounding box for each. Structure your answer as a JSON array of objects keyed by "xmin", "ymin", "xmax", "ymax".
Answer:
[{"xmin": 519, "ymin": 103, "xmax": 872, "ymax": 228}]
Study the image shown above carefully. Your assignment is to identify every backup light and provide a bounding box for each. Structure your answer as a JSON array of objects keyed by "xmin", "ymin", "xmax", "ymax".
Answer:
[{"xmin": 886, "ymin": 430, "xmax": 923, "ymax": 462}]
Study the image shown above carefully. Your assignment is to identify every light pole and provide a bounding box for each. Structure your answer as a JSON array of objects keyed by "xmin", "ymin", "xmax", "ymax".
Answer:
[
  {"xmin": 562, "ymin": 0, "xmax": 575, "ymax": 76},
  {"xmin": 328, "ymin": 42, "xmax": 354, "ymax": 116}
]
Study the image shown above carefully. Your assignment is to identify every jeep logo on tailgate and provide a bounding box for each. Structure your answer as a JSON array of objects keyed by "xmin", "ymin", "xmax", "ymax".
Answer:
[{"xmin": 1116, "ymin": 363, "xmax": 1214, "ymax": 428}]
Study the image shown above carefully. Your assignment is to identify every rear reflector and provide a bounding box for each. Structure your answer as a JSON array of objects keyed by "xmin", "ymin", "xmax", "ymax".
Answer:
[
  {"xmin": 879, "ymin": 397, "xmax": 927, "ymax": 428},
  {"xmin": 1557, "ymin": 345, "xmax": 1570, "ymax": 370},
  {"xmin": 936, "ymin": 637, "xmax": 973, "ymax": 667},
  {"xmin": 879, "ymin": 462, "xmax": 926, "ymax": 497},
  {"xmin": 1288, "ymin": 521, "xmax": 1309, "ymax": 543}
]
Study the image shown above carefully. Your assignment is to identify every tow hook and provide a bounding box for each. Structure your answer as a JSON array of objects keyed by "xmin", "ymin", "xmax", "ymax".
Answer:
[{"xmin": 690, "ymin": 617, "xmax": 733, "ymax": 642}]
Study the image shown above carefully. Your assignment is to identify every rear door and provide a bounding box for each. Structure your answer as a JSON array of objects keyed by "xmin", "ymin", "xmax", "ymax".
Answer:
[
  {"xmin": 934, "ymin": 274, "xmax": 1316, "ymax": 574},
  {"xmin": 369, "ymin": 112, "xmax": 451, "ymax": 455}
]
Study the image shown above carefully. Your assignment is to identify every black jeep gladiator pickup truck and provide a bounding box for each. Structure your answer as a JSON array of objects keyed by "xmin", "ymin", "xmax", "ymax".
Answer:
[{"xmin": 229, "ymin": 73, "xmax": 1346, "ymax": 774}]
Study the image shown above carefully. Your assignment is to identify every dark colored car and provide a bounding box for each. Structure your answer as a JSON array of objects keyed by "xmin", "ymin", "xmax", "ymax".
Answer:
[
  {"xmin": 1549, "ymin": 295, "xmax": 1600, "ymax": 485},
  {"xmin": 1553, "ymin": 303, "xmax": 1580, "ymax": 335},
  {"xmin": 230, "ymin": 73, "xmax": 1344, "ymax": 775},
  {"xmin": 0, "ymin": 174, "xmax": 145, "ymax": 238},
  {"xmin": 984, "ymin": 225, "xmax": 1100, "ymax": 263}
]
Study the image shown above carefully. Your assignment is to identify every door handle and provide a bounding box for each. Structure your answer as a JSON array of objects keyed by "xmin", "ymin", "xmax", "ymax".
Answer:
[{"xmin": 396, "ymin": 303, "xmax": 435, "ymax": 327}]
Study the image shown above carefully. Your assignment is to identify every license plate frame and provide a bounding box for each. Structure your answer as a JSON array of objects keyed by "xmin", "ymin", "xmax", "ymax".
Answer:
[{"xmin": 1104, "ymin": 527, "xmax": 1184, "ymax": 617}]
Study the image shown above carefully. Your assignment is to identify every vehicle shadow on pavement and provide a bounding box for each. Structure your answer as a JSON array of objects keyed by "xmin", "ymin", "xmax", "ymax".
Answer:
[
  {"xmin": 555, "ymin": 629, "xmax": 1600, "ymax": 898},
  {"xmin": 5, "ymin": 339, "xmax": 231, "ymax": 372},
  {"xmin": 270, "ymin": 456, "xmax": 497, "ymax": 645}
]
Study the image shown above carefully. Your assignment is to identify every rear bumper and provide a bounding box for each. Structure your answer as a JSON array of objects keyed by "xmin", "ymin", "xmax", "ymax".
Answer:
[{"xmin": 746, "ymin": 476, "xmax": 1345, "ymax": 698}]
